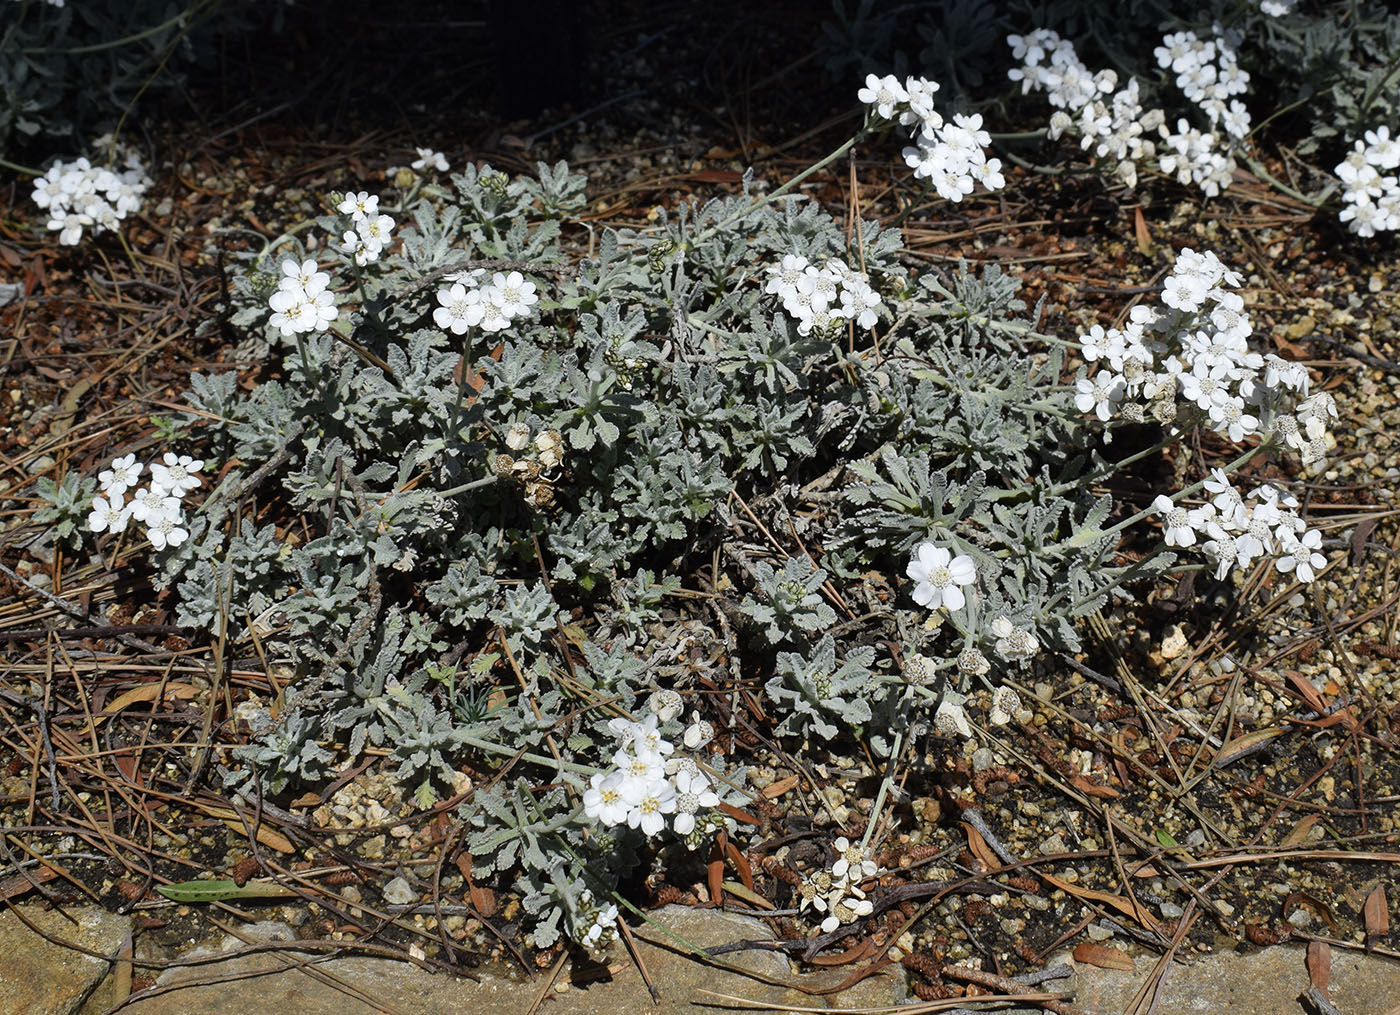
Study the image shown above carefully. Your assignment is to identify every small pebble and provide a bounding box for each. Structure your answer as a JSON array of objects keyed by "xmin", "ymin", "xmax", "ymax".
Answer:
[{"xmin": 383, "ymin": 876, "xmax": 417, "ymax": 906}]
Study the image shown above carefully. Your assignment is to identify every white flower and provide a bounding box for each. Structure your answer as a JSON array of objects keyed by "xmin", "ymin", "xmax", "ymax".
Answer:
[
  {"xmin": 98, "ymin": 453, "xmax": 142, "ymax": 498},
  {"xmin": 146, "ymin": 509, "xmax": 189, "ymax": 551},
  {"xmin": 411, "ymin": 147, "xmax": 450, "ymax": 172},
  {"xmin": 338, "ymin": 191, "xmax": 378, "ymax": 221},
  {"xmin": 830, "ymin": 837, "xmax": 877, "ymax": 882},
  {"xmin": 906, "ymin": 542, "xmax": 977, "ymax": 610},
  {"xmin": 613, "ymin": 748, "xmax": 666, "ymax": 797},
  {"xmin": 683, "ymin": 715, "xmax": 715, "ymax": 750},
  {"xmin": 340, "ymin": 229, "xmax": 371, "ymax": 265},
  {"xmin": 990, "ymin": 616, "xmax": 1040, "ymax": 662},
  {"xmin": 857, "ymin": 73, "xmax": 908, "ymax": 119},
  {"xmin": 647, "ymin": 689, "xmax": 683, "ymax": 723},
  {"xmin": 148, "ymin": 452, "xmax": 204, "ymax": 497},
  {"xmin": 765, "ymin": 254, "xmax": 809, "ymax": 300},
  {"xmin": 127, "ymin": 486, "xmax": 179, "ymax": 524},
  {"xmin": 280, "ymin": 258, "xmax": 329, "ymax": 294},
  {"xmin": 487, "ymin": 270, "xmax": 538, "ymax": 319},
  {"xmin": 50, "ymin": 211, "xmax": 92, "ymax": 245},
  {"xmin": 989, "ymin": 686, "xmax": 1022, "ymax": 726},
  {"xmin": 624, "ymin": 777, "xmax": 676, "ymax": 838},
  {"xmin": 838, "ymin": 279, "xmax": 883, "ymax": 329},
  {"xmin": 357, "ymin": 213, "xmax": 396, "ymax": 252},
  {"xmin": 88, "ymin": 495, "xmax": 130, "ymax": 534},
  {"xmin": 433, "ymin": 283, "xmax": 485, "ymax": 334},
  {"xmin": 1152, "ymin": 494, "xmax": 1199, "ymax": 546},
  {"xmin": 268, "ymin": 286, "xmax": 316, "ymax": 336},
  {"xmin": 1075, "ymin": 370, "xmax": 1125, "ymax": 421},
  {"xmin": 306, "ymin": 286, "xmax": 338, "ymax": 331},
  {"xmin": 1276, "ymin": 528, "xmax": 1327, "ymax": 583},
  {"xmin": 583, "ymin": 771, "xmax": 630, "ymax": 826},
  {"xmin": 672, "ymin": 769, "xmax": 719, "ymax": 834}
]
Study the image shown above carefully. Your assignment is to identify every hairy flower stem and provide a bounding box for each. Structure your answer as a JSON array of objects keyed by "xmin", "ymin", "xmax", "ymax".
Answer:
[
  {"xmin": 861, "ymin": 726, "xmax": 904, "ymax": 853},
  {"xmin": 1042, "ymin": 442, "xmax": 1267, "ymax": 618},
  {"xmin": 1101, "ymin": 441, "xmax": 1266, "ymax": 542},
  {"xmin": 689, "ymin": 135, "xmax": 860, "ymax": 247},
  {"xmin": 453, "ymin": 731, "xmax": 598, "ymax": 777}
]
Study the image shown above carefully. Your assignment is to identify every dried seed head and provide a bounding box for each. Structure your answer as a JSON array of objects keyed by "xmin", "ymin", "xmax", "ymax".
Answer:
[
  {"xmin": 904, "ymin": 653, "xmax": 937, "ymax": 686},
  {"xmin": 989, "ymin": 686, "xmax": 1022, "ymax": 725},
  {"xmin": 505, "ymin": 421, "xmax": 532, "ymax": 451},
  {"xmin": 535, "ymin": 429, "xmax": 564, "ymax": 469},
  {"xmin": 957, "ymin": 647, "xmax": 990, "ymax": 678}
]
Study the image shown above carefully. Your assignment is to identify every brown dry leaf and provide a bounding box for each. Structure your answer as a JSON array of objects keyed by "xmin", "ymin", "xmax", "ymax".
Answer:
[
  {"xmin": 1306, "ymin": 939, "xmax": 1331, "ymax": 999},
  {"xmin": 1070, "ymin": 774, "xmax": 1122, "ymax": 799},
  {"xmin": 1073, "ymin": 942, "xmax": 1135, "ymax": 970},
  {"xmin": 805, "ymin": 957, "xmax": 896, "ymax": 996},
  {"xmin": 93, "ymin": 682, "xmax": 199, "ymax": 728},
  {"xmin": 1134, "ymin": 207, "xmax": 1155, "ymax": 257},
  {"xmin": 1280, "ymin": 814, "xmax": 1323, "ymax": 849},
  {"xmin": 1284, "ymin": 891, "xmax": 1339, "ymax": 934},
  {"xmin": 455, "ymin": 853, "xmax": 498, "ymax": 915},
  {"xmin": 724, "ymin": 837, "xmax": 755, "ymax": 891},
  {"xmin": 1364, "ymin": 884, "xmax": 1389, "ymax": 950},
  {"xmin": 1212, "ymin": 727, "xmax": 1287, "ymax": 768},
  {"xmin": 1040, "ymin": 871, "xmax": 1164, "ymax": 934},
  {"xmin": 0, "ymin": 864, "xmax": 58, "ymax": 902},
  {"xmin": 960, "ymin": 821, "xmax": 1002, "ymax": 871},
  {"xmin": 189, "ymin": 802, "xmax": 294, "ymax": 853},
  {"xmin": 761, "ymin": 775, "xmax": 800, "ymax": 799},
  {"xmin": 717, "ymin": 802, "xmax": 761, "ymax": 826},
  {"xmin": 810, "ymin": 938, "xmax": 877, "ymax": 966},
  {"xmin": 707, "ymin": 835, "xmax": 725, "ymax": 905}
]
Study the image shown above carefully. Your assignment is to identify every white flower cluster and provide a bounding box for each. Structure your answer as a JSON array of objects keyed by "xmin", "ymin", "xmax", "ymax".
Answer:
[
  {"xmin": 798, "ymin": 836, "xmax": 880, "ymax": 934},
  {"xmin": 432, "ymin": 268, "xmax": 539, "ymax": 335},
  {"xmin": 764, "ymin": 254, "xmax": 884, "ymax": 337},
  {"xmin": 1155, "ymin": 30, "xmax": 1251, "ymax": 141},
  {"xmin": 1154, "ymin": 30, "xmax": 1251, "ymax": 196},
  {"xmin": 1008, "ymin": 30, "xmax": 1163, "ymax": 191},
  {"xmin": 582, "ymin": 705, "xmax": 720, "ymax": 839},
  {"xmin": 336, "ymin": 191, "xmax": 396, "ymax": 265},
  {"xmin": 859, "ymin": 73, "xmax": 1006, "ymax": 201},
  {"xmin": 1007, "ymin": 28, "xmax": 1249, "ymax": 195},
  {"xmin": 574, "ymin": 889, "xmax": 619, "ymax": 953},
  {"xmin": 1154, "ymin": 471, "xmax": 1327, "ymax": 583},
  {"xmin": 1335, "ymin": 127, "xmax": 1400, "ymax": 236},
  {"xmin": 88, "ymin": 452, "xmax": 203, "ymax": 551},
  {"xmin": 31, "ymin": 147, "xmax": 152, "ymax": 246},
  {"xmin": 1255, "ymin": 0, "xmax": 1297, "ymax": 14},
  {"xmin": 267, "ymin": 258, "xmax": 338, "ymax": 337},
  {"xmin": 1071, "ymin": 247, "xmax": 1331, "ymax": 583},
  {"xmin": 1074, "ymin": 247, "xmax": 1318, "ymax": 441},
  {"xmin": 905, "ymin": 542, "xmax": 977, "ymax": 611}
]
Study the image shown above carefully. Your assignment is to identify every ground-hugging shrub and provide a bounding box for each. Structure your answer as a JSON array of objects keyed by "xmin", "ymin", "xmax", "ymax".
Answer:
[{"xmin": 62, "ymin": 76, "xmax": 1333, "ymax": 952}]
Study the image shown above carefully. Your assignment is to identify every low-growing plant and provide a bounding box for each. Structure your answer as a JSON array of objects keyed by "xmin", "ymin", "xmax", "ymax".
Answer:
[{"xmin": 57, "ymin": 70, "xmax": 1336, "ymax": 953}]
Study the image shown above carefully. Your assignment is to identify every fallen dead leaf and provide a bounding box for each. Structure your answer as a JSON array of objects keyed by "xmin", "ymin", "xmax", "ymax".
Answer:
[
  {"xmin": 1364, "ymin": 884, "xmax": 1389, "ymax": 951},
  {"xmin": 1306, "ymin": 939, "xmax": 1331, "ymax": 999},
  {"xmin": 1074, "ymin": 942, "xmax": 1135, "ymax": 970},
  {"xmin": 761, "ymin": 775, "xmax": 800, "ymax": 799},
  {"xmin": 1040, "ymin": 870, "xmax": 1164, "ymax": 934},
  {"xmin": 93, "ymin": 682, "xmax": 200, "ymax": 728}
]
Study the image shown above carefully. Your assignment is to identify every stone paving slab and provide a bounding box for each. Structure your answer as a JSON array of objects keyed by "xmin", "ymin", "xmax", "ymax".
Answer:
[
  {"xmin": 1061, "ymin": 943, "xmax": 1400, "ymax": 1015},
  {"xmin": 0, "ymin": 904, "xmax": 131, "ymax": 1015},
  {"xmin": 119, "ymin": 906, "xmax": 906, "ymax": 1015}
]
